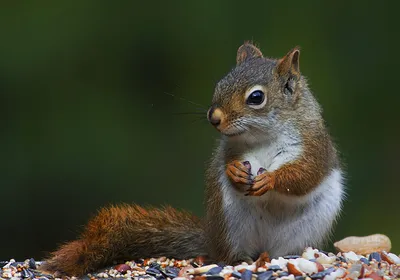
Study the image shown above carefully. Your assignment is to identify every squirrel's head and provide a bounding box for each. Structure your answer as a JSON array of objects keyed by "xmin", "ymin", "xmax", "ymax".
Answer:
[{"xmin": 208, "ymin": 42, "xmax": 305, "ymax": 140}]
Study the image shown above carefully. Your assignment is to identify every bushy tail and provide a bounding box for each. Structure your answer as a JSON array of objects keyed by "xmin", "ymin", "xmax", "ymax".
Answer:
[{"xmin": 40, "ymin": 204, "xmax": 206, "ymax": 276}]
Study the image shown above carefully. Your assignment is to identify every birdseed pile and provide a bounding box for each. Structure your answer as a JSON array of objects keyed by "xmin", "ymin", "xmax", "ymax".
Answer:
[{"xmin": 1, "ymin": 247, "xmax": 399, "ymax": 280}]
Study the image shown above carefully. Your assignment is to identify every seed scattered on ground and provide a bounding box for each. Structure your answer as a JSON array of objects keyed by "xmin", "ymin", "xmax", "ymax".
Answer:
[{"xmin": 2, "ymin": 246, "xmax": 400, "ymax": 279}]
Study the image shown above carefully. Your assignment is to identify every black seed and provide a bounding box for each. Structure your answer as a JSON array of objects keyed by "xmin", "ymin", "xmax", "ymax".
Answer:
[
  {"xmin": 164, "ymin": 267, "xmax": 179, "ymax": 277},
  {"xmin": 207, "ymin": 266, "xmax": 223, "ymax": 275},
  {"xmin": 241, "ymin": 269, "xmax": 252, "ymax": 280},
  {"xmin": 310, "ymin": 267, "xmax": 335, "ymax": 279},
  {"xmin": 10, "ymin": 262, "xmax": 24, "ymax": 267},
  {"xmin": 146, "ymin": 267, "xmax": 162, "ymax": 277},
  {"xmin": 283, "ymin": 255, "xmax": 301, "ymax": 259},
  {"xmin": 21, "ymin": 269, "xmax": 35, "ymax": 278},
  {"xmin": 324, "ymin": 267, "xmax": 336, "ymax": 274},
  {"xmin": 242, "ymin": 161, "xmax": 252, "ymax": 173},
  {"xmin": 161, "ymin": 267, "xmax": 178, "ymax": 278},
  {"xmin": 258, "ymin": 271, "xmax": 273, "ymax": 280},
  {"xmin": 360, "ymin": 257, "xmax": 369, "ymax": 265},
  {"xmin": 267, "ymin": 265, "xmax": 281, "ymax": 271},
  {"xmin": 231, "ymin": 271, "xmax": 242, "ymax": 278},
  {"xmin": 278, "ymin": 271, "xmax": 289, "ymax": 277},
  {"xmin": 257, "ymin": 168, "xmax": 266, "ymax": 175},
  {"xmin": 29, "ymin": 258, "xmax": 37, "ymax": 269},
  {"xmin": 149, "ymin": 262, "xmax": 161, "ymax": 269},
  {"xmin": 207, "ymin": 276, "xmax": 224, "ymax": 280},
  {"xmin": 309, "ymin": 273, "xmax": 325, "ymax": 279},
  {"xmin": 337, "ymin": 256, "xmax": 346, "ymax": 262},
  {"xmin": 368, "ymin": 252, "xmax": 382, "ymax": 262},
  {"xmin": 295, "ymin": 277, "xmax": 306, "ymax": 280}
]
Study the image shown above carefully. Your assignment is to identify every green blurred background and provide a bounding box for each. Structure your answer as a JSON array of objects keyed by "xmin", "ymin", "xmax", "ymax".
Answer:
[{"xmin": 0, "ymin": 1, "xmax": 398, "ymax": 260}]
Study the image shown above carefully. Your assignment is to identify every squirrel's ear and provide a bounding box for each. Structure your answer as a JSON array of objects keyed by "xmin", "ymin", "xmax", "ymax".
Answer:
[
  {"xmin": 276, "ymin": 47, "xmax": 300, "ymax": 78},
  {"xmin": 236, "ymin": 42, "xmax": 263, "ymax": 65}
]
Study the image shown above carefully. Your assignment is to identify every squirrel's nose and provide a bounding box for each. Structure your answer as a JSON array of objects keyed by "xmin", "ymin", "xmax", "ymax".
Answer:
[{"xmin": 207, "ymin": 106, "xmax": 223, "ymax": 126}]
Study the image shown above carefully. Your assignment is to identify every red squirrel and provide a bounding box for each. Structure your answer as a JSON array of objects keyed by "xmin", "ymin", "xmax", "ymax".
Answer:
[{"xmin": 40, "ymin": 42, "xmax": 344, "ymax": 276}]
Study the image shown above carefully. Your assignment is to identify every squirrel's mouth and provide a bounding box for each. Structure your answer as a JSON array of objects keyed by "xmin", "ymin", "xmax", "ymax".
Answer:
[
  {"xmin": 215, "ymin": 121, "xmax": 248, "ymax": 137},
  {"xmin": 219, "ymin": 127, "xmax": 246, "ymax": 137},
  {"xmin": 223, "ymin": 130, "xmax": 245, "ymax": 137}
]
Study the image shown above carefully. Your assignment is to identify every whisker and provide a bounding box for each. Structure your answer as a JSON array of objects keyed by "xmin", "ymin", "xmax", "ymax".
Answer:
[
  {"xmin": 190, "ymin": 117, "xmax": 209, "ymax": 125},
  {"xmin": 237, "ymin": 119, "xmax": 262, "ymax": 141},
  {"xmin": 172, "ymin": 112, "xmax": 207, "ymax": 115},
  {"xmin": 164, "ymin": 92, "xmax": 208, "ymax": 110},
  {"xmin": 236, "ymin": 122, "xmax": 257, "ymax": 141}
]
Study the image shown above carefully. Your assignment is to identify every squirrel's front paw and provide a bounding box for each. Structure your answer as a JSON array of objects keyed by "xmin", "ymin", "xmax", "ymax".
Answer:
[
  {"xmin": 246, "ymin": 168, "xmax": 275, "ymax": 196},
  {"xmin": 226, "ymin": 160, "xmax": 253, "ymax": 192}
]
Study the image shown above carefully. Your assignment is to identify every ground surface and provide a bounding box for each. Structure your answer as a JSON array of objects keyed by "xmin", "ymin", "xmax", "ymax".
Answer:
[{"xmin": 1, "ymin": 248, "xmax": 399, "ymax": 280}]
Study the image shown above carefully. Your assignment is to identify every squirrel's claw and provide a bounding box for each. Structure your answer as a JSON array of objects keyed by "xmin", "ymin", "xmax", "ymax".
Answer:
[
  {"xmin": 246, "ymin": 168, "xmax": 275, "ymax": 196},
  {"xmin": 226, "ymin": 160, "xmax": 253, "ymax": 191}
]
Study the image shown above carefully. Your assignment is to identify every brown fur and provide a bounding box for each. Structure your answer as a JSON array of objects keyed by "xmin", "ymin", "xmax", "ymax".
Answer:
[
  {"xmin": 42, "ymin": 42, "xmax": 339, "ymax": 276},
  {"xmin": 41, "ymin": 205, "xmax": 206, "ymax": 276},
  {"xmin": 205, "ymin": 43, "xmax": 339, "ymax": 262},
  {"xmin": 236, "ymin": 41, "xmax": 263, "ymax": 65},
  {"xmin": 246, "ymin": 124, "xmax": 338, "ymax": 196},
  {"xmin": 273, "ymin": 129, "xmax": 338, "ymax": 196},
  {"xmin": 277, "ymin": 47, "xmax": 301, "ymax": 78}
]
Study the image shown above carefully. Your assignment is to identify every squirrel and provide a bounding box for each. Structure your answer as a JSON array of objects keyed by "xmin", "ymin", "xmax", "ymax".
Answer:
[{"xmin": 40, "ymin": 42, "xmax": 344, "ymax": 276}]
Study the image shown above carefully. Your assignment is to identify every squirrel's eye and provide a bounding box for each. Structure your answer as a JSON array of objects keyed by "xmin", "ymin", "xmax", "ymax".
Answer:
[{"xmin": 246, "ymin": 90, "xmax": 265, "ymax": 105}]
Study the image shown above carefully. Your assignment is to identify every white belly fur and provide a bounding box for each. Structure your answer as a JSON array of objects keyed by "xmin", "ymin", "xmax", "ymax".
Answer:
[{"xmin": 219, "ymin": 138, "xmax": 344, "ymax": 258}]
